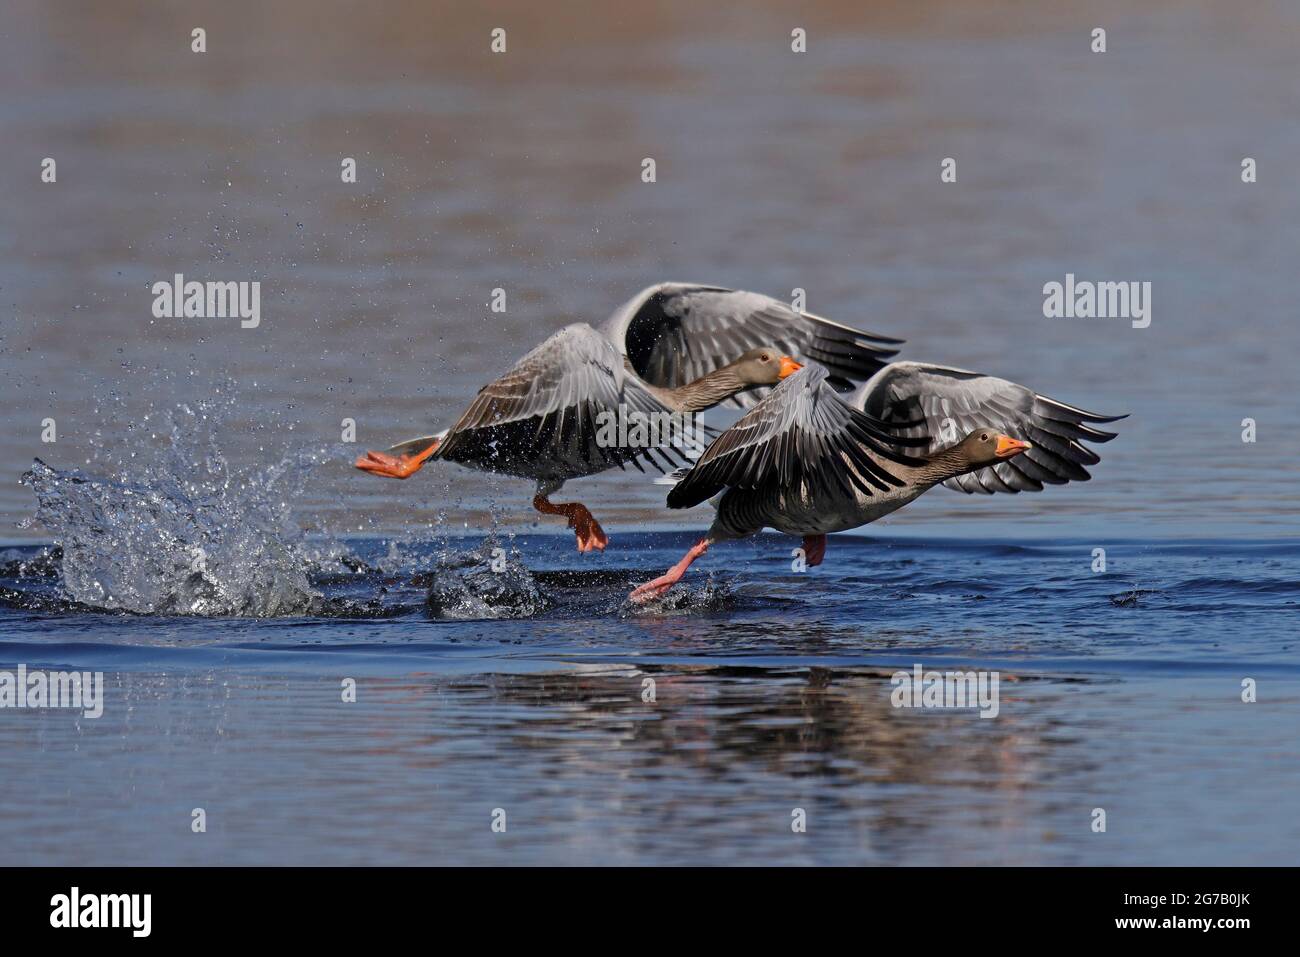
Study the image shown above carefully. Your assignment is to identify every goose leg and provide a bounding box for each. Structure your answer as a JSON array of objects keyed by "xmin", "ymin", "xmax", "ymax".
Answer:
[
  {"xmin": 355, "ymin": 439, "xmax": 441, "ymax": 479},
  {"xmin": 630, "ymin": 537, "xmax": 711, "ymax": 602},
  {"xmin": 532, "ymin": 495, "xmax": 609, "ymax": 553},
  {"xmin": 802, "ymin": 534, "xmax": 827, "ymax": 567}
]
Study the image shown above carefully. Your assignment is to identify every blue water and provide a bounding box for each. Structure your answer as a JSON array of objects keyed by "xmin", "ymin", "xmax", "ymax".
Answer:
[
  {"xmin": 2, "ymin": 531, "xmax": 1296, "ymax": 865},
  {"xmin": 3, "ymin": 1, "xmax": 1300, "ymax": 866}
]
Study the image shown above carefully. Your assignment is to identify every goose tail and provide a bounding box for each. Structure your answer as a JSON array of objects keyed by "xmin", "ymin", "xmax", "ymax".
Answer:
[{"xmin": 653, "ymin": 467, "xmax": 692, "ymax": 487}]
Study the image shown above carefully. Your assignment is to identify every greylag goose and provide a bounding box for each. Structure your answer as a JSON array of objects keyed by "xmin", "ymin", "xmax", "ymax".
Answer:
[
  {"xmin": 630, "ymin": 361, "xmax": 1124, "ymax": 599},
  {"xmin": 355, "ymin": 284, "xmax": 904, "ymax": 551}
]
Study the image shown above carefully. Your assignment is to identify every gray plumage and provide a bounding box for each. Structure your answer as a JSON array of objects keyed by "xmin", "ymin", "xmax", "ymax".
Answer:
[
  {"xmin": 854, "ymin": 362, "xmax": 1124, "ymax": 494},
  {"xmin": 663, "ymin": 362, "xmax": 1124, "ymax": 542},
  {"xmin": 433, "ymin": 324, "xmax": 683, "ymax": 482},
  {"xmin": 396, "ymin": 285, "xmax": 909, "ymax": 486},
  {"xmin": 600, "ymin": 282, "xmax": 902, "ymax": 407},
  {"xmin": 667, "ymin": 365, "xmax": 924, "ymax": 511}
]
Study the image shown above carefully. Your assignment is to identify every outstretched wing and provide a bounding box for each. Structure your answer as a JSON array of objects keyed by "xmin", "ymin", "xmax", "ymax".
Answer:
[
  {"xmin": 437, "ymin": 324, "xmax": 695, "ymax": 477},
  {"xmin": 666, "ymin": 365, "xmax": 927, "ymax": 509},
  {"xmin": 857, "ymin": 361, "xmax": 1126, "ymax": 494},
  {"xmin": 600, "ymin": 282, "xmax": 903, "ymax": 406}
]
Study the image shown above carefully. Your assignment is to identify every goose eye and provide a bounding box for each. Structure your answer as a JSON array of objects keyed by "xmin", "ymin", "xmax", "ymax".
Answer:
[
  {"xmin": 980, "ymin": 433, "xmax": 989, "ymax": 442},
  {"xmin": 760, "ymin": 354, "xmax": 771, "ymax": 362}
]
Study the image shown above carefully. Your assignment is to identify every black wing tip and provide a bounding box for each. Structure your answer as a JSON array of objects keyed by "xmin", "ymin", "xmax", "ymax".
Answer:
[
  {"xmin": 863, "ymin": 332, "xmax": 906, "ymax": 346},
  {"xmin": 665, "ymin": 485, "xmax": 709, "ymax": 510},
  {"xmin": 1036, "ymin": 394, "xmax": 1130, "ymax": 425},
  {"xmin": 1077, "ymin": 426, "xmax": 1120, "ymax": 443}
]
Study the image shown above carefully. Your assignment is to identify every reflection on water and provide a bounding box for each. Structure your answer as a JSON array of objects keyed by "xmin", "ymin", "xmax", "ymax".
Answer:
[
  {"xmin": 1, "ymin": 667, "xmax": 1295, "ymax": 866},
  {"xmin": 0, "ymin": 532, "xmax": 1298, "ymax": 865},
  {"xmin": 2, "ymin": 0, "xmax": 1299, "ymax": 540}
]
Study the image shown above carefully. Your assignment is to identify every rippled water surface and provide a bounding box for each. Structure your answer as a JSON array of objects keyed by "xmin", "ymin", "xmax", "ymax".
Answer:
[
  {"xmin": 2, "ymin": 526, "xmax": 1298, "ymax": 865},
  {"xmin": 1, "ymin": 1, "xmax": 1298, "ymax": 866},
  {"xmin": 2, "ymin": 0, "xmax": 1299, "ymax": 539}
]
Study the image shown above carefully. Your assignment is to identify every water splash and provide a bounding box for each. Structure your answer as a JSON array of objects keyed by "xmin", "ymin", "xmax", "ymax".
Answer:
[
  {"xmin": 20, "ymin": 400, "xmax": 347, "ymax": 617},
  {"xmin": 424, "ymin": 540, "xmax": 551, "ymax": 620},
  {"xmin": 618, "ymin": 579, "xmax": 735, "ymax": 616},
  {"xmin": 0, "ymin": 545, "xmax": 61, "ymax": 580}
]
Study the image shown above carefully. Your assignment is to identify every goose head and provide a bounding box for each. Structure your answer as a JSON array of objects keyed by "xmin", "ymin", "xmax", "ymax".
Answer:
[
  {"xmin": 954, "ymin": 429, "xmax": 1032, "ymax": 470},
  {"xmin": 666, "ymin": 347, "xmax": 804, "ymax": 413},
  {"xmin": 727, "ymin": 347, "xmax": 803, "ymax": 387}
]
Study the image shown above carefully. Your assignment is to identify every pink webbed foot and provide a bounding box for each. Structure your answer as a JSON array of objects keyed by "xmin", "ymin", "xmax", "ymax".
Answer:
[
  {"xmin": 629, "ymin": 538, "xmax": 711, "ymax": 603},
  {"xmin": 569, "ymin": 505, "xmax": 609, "ymax": 553},
  {"xmin": 533, "ymin": 495, "xmax": 608, "ymax": 553},
  {"xmin": 354, "ymin": 438, "xmax": 440, "ymax": 480},
  {"xmin": 802, "ymin": 534, "xmax": 827, "ymax": 567}
]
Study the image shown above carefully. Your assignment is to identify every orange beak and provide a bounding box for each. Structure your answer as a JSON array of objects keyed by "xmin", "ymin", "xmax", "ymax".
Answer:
[
  {"xmin": 995, "ymin": 435, "xmax": 1031, "ymax": 458},
  {"xmin": 778, "ymin": 356, "xmax": 803, "ymax": 379}
]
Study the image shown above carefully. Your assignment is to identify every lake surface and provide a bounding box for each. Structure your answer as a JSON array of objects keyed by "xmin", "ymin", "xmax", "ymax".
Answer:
[
  {"xmin": 0, "ymin": 1, "xmax": 1297, "ymax": 865},
  {"xmin": 1, "ymin": 529, "xmax": 1297, "ymax": 866}
]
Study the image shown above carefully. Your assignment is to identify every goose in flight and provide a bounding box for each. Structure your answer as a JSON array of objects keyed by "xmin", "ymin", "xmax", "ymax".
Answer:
[
  {"xmin": 355, "ymin": 283, "xmax": 904, "ymax": 551},
  {"xmin": 630, "ymin": 361, "xmax": 1124, "ymax": 600}
]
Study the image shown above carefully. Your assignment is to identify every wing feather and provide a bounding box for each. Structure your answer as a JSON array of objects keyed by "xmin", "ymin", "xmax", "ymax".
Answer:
[
  {"xmin": 436, "ymin": 324, "xmax": 696, "ymax": 478},
  {"xmin": 601, "ymin": 283, "xmax": 903, "ymax": 404},
  {"xmin": 856, "ymin": 361, "xmax": 1125, "ymax": 495},
  {"xmin": 666, "ymin": 365, "xmax": 927, "ymax": 510}
]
